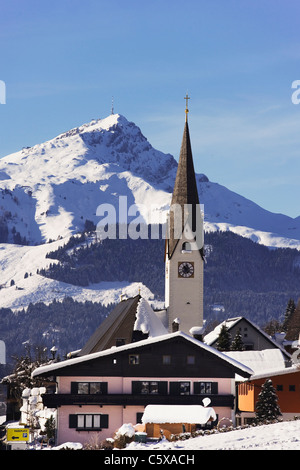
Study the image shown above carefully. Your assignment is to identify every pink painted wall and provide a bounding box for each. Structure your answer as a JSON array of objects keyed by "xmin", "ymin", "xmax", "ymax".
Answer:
[
  {"xmin": 55, "ymin": 376, "xmax": 234, "ymax": 446},
  {"xmin": 57, "ymin": 404, "xmax": 145, "ymax": 446},
  {"xmin": 58, "ymin": 376, "xmax": 232, "ymax": 394}
]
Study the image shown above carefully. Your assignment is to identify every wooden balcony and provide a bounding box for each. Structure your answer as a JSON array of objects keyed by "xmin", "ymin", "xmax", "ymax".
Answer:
[{"xmin": 42, "ymin": 392, "xmax": 234, "ymax": 408}]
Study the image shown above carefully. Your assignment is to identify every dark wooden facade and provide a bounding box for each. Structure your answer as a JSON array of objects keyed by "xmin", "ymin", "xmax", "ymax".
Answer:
[{"xmin": 38, "ymin": 335, "xmax": 250, "ymax": 380}]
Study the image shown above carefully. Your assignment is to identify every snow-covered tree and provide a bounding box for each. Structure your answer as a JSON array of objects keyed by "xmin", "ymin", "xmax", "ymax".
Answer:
[
  {"xmin": 230, "ymin": 329, "xmax": 245, "ymax": 351},
  {"xmin": 216, "ymin": 324, "xmax": 231, "ymax": 351},
  {"xmin": 255, "ymin": 379, "xmax": 282, "ymax": 423},
  {"xmin": 2, "ymin": 344, "xmax": 52, "ymax": 410}
]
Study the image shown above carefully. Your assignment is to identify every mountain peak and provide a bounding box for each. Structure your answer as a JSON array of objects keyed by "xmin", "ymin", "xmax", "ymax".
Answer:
[{"xmin": 57, "ymin": 113, "xmax": 128, "ymax": 140}]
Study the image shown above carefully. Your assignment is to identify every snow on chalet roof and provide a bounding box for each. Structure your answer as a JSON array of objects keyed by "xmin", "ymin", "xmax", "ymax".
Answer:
[
  {"xmin": 32, "ymin": 331, "xmax": 253, "ymax": 378},
  {"xmin": 225, "ymin": 349, "xmax": 288, "ymax": 381},
  {"xmin": 142, "ymin": 405, "xmax": 216, "ymax": 425},
  {"xmin": 245, "ymin": 363, "xmax": 300, "ymax": 381}
]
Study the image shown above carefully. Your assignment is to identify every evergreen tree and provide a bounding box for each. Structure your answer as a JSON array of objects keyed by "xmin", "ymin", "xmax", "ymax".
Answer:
[
  {"xmin": 44, "ymin": 415, "xmax": 56, "ymax": 441},
  {"xmin": 255, "ymin": 379, "xmax": 282, "ymax": 423},
  {"xmin": 230, "ymin": 329, "xmax": 245, "ymax": 351},
  {"xmin": 216, "ymin": 324, "xmax": 231, "ymax": 351},
  {"xmin": 282, "ymin": 298, "xmax": 296, "ymax": 332}
]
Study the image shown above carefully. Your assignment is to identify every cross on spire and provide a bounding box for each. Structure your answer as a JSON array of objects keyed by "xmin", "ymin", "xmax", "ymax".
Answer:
[{"xmin": 184, "ymin": 93, "xmax": 190, "ymax": 121}]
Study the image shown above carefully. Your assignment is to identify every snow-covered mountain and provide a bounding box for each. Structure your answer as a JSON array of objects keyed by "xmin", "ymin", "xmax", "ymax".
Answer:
[
  {"xmin": 1, "ymin": 113, "xmax": 300, "ymax": 314},
  {"xmin": 0, "ymin": 112, "xmax": 300, "ymax": 249}
]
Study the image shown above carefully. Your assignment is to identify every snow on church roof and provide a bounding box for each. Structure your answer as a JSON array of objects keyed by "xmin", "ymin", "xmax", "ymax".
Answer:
[
  {"xmin": 134, "ymin": 298, "xmax": 167, "ymax": 337},
  {"xmin": 142, "ymin": 405, "xmax": 216, "ymax": 425}
]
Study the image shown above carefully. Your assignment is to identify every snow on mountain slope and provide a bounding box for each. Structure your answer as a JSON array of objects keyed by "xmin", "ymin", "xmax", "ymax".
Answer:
[
  {"xmin": 0, "ymin": 113, "xmax": 300, "ymax": 312},
  {"xmin": 0, "ymin": 238, "xmax": 155, "ymax": 311},
  {"xmin": 0, "ymin": 114, "xmax": 174, "ymax": 244},
  {"xmin": 0, "ymin": 112, "xmax": 300, "ymax": 249}
]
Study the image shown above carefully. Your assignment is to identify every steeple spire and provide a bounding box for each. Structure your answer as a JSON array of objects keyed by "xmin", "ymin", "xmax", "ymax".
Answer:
[
  {"xmin": 164, "ymin": 97, "xmax": 204, "ymax": 334},
  {"xmin": 166, "ymin": 96, "xmax": 202, "ymax": 259}
]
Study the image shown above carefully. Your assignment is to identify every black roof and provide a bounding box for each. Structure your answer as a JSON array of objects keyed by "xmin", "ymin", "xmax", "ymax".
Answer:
[{"xmin": 79, "ymin": 295, "xmax": 141, "ymax": 355}]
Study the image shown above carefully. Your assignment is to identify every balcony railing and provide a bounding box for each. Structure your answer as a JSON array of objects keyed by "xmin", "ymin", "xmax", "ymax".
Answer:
[{"xmin": 42, "ymin": 393, "xmax": 234, "ymax": 408}]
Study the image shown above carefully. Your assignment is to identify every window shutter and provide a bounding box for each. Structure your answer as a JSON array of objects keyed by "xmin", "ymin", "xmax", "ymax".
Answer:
[
  {"xmin": 158, "ymin": 381, "xmax": 168, "ymax": 395},
  {"xmin": 69, "ymin": 414, "xmax": 77, "ymax": 428},
  {"xmin": 132, "ymin": 381, "xmax": 140, "ymax": 394},
  {"xmin": 70, "ymin": 382, "xmax": 78, "ymax": 394},
  {"xmin": 101, "ymin": 414, "xmax": 109, "ymax": 429},
  {"xmin": 211, "ymin": 382, "xmax": 218, "ymax": 394},
  {"xmin": 193, "ymin": 382, "xmax": 200, "ymax": 394},
  {"xmin": 101, "ymin": 382, "xmax": 108, "ymax": 395},
  {"xmin": 169, "ymin": 382, "xmax": 180, "ymax": 395}
]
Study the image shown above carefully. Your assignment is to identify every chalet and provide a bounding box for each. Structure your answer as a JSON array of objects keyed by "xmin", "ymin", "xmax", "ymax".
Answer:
[
  {"xmin": 204, "ymin": 316, "xmax": 291, "ymax": 362},
  {"xmin": 236, "ymin": 364, "xmax": 300, "ymax": 425},
  {"xmin": 32, "ymin": 331, "xmax": 252, "ymax": 446}
]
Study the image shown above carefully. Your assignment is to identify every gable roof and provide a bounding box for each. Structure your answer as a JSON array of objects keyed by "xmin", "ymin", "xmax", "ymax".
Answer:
[
  {"xmin": 32, "ymin": 331, "xmax": 253, "ymax": 379},
  {"xmin": 78, "ymin": 295, "xmax": 167, "ymax": 356},
  {"xmin": 225, "ymin": 349, "xmax": 288, "ymax": 381},
  {"xmin": 204, "ymin": 316, "xmax": 291, "ymax": 359}
]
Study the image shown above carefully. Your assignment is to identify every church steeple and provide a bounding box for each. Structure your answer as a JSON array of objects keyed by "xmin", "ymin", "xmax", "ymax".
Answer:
[
  {"xmin": 166, "ymin": 96, "xmax": 201, "ymax": 259},
  {"xmin": 165, "ymin": 96, "xmax": 204, "ymax": 335}
]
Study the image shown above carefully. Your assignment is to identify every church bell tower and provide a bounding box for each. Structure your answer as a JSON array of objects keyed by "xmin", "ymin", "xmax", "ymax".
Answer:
[{"xmin": 165, "ymin": 95, "xmax": 204, "ymax": 335}]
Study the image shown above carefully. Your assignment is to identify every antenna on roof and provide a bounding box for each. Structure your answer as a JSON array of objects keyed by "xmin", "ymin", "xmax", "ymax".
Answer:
[{"xmin": 111, "ymin": 96, "xmax": 114, "ymax": 115}]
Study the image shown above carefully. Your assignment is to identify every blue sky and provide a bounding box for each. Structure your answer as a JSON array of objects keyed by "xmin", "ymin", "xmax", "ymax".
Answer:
[{"xmin": 1, "ymin": 0, "xmax": 300, "ymax": 218}]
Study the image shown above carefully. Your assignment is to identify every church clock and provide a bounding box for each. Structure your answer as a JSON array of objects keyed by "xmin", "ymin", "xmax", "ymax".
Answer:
[{"xmin": 178, "ymin": 261, "xmax": 194, "ymax": 278}]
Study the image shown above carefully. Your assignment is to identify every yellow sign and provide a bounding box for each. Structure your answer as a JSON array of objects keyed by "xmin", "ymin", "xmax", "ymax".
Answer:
[{"xmin": 7, "ymin": 428, "xmax": 29, "ymax": 442}]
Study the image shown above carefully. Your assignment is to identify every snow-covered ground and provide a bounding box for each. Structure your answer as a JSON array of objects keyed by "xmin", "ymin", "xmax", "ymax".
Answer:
[
  {"xmin": 24, "ymin": 419, "xmax": 300, "ymax": 450},
  {"xmin": 125, "ymin": 420, "xmax": 300, "ymax": 451}
]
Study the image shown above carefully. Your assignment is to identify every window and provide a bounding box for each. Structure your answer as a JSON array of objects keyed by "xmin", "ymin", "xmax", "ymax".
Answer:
[
  {"xmin": 129, "ymin": 354, "xmax": 139, "ymax": 365},
  {"xmin": 277, "ymin": 384, "xmax": 283, "ymax": 392},
  {"xmin": 194, "ymin": 381, "xmax": 218, "ymax": 395},
  {"xmin": 116, "ymin": 338, "xmax": 125, "ymax": 346},
  {"xmin": 289, "ymin": 385, "xmax": 296, "ymax": 392},
  {"xmin": 132, "ymin": 381, "xmax": 167, "ymax": 395},
  {"xmin": 141, "ymin": 381, "xmax": 159, "ymax": 394},
  {"xmin": 170, "ymin": 381, "xmax": 190, "ymax": 395},
  {"xmin": 180, "ymin": 382, "xmax": 190, "ymax": 395},
  {"xmin": 69, "ymin": 414, "xmax": 109, "ymax": 430},
  {"xmin": 182, "ymin": 242, "xmax": 192, "ymax": 252},
  {"xmin": 71, "ymin": 382, "xmax": 108, "ymax": 395},
  {"xmin": 187, "ymin": 355, "xmax": 195, "ymax": 365},
  {"xmin": 162, "ymin": 355, "xmax": 171, "ymax": 365}
]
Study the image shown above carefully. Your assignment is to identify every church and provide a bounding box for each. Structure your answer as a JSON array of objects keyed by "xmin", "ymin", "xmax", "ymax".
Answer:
[{"xmin": 32, "ymin": 100, "xmax": 254, "ymax": 446}]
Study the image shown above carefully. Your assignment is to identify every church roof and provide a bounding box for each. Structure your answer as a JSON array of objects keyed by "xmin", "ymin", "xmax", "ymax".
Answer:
[
  {"xmin": 166, "ymin": 119, "xmax": 201, "ymax": 259},
  {"xmin": 79, "ymin": 295, "xmax": 141, "ymax": 355},
  {"xmin": 78, "ymin": 295, "xmax": 167, "ymax": 356}
]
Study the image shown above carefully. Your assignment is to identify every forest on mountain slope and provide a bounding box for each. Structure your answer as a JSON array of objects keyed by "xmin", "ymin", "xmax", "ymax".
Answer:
[
  {"xmin": 1, "ymin": 228, "xmax": 300, "ymax": 374},
  {"xmin": 40, "ymin": 227, "xmax": 300, "ymax": 326}
]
